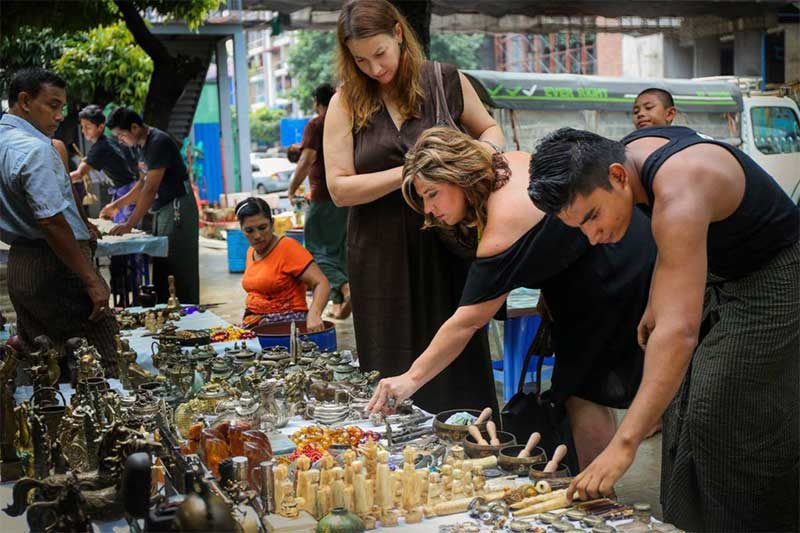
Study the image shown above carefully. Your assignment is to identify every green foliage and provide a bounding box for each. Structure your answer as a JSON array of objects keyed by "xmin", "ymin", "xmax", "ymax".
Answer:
[
  {"xmin": 288, "ymin": 31, "xmax": 336, "ymax": 114},
  {"xmin": 0, "ymin": 1, "xmax": 117, "ymax": 37},
  {"xmin": 1, "ymin": 0, "xmax": 223, "ymax": 36},
  {"xmin": 124, "ymin": 0, "xmax": 225, "ymax": 30},
  {"xmin": 430, "ymin": 32, "xmax": 486, "ymax": 70},
  {"xmin": 249, "ymin": 107, "xmax": 286, "ymax": 147},
  {"xmin": 0, "ymin": 27, "xmax": 68, "ymax": 99},
  {"xmin": 54, "ymin": 23, "xmax": 153, "ymax": 110}
]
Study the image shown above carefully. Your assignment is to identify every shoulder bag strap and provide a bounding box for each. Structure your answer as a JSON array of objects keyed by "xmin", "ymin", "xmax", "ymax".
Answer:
[
  {"xmin": 516, "ymin": 316, "xmax": 552, "ymax": 396},
  {"xmin": 433, "ymin": 62, "xmax": 459, "ymax": 130}
]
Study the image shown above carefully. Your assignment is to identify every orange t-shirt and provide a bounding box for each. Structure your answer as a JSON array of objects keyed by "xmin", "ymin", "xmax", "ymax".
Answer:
[{"xmin": 242, "ymin": 237, "xmax": 313, "ymax": 315}]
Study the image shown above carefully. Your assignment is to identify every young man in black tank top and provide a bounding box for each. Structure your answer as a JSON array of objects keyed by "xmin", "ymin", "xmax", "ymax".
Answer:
[{"xmin": 529, "ymin": 127, "xmax": 799, "ymax": 532}]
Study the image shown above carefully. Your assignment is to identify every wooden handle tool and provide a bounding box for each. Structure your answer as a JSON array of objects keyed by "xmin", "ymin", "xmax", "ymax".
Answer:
[
  {"xmin": 467, "ymin": 424, "xmax": 488, "ymax": 445},
  {"xmin": 518, "ymin": 432, "xmax": 541, "ymax": 458},
  {"xmin": 475, "ymin": 407, "xmax": 492, "ymax": 426},
  {"xmin": 486, "ymin": 420, "xmax": 500, "ymax": 446},
  {"xmin": 544, "ymin": 444, "xmax": 567, "ymax": 473}
]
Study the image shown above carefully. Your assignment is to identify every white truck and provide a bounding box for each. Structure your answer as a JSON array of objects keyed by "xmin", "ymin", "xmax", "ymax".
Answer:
[{"xmin": 464, "ymin": 71, "xmax": 800, "ymax": 203}]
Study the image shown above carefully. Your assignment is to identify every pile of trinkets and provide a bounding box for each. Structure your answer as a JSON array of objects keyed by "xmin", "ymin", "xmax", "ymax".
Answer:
[{"xmin": 0, "ymin": 292, "xmax": 688, "ymax": 532}]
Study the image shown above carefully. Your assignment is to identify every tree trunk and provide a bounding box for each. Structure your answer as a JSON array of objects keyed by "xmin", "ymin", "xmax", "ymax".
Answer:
[
  {"xmin": 114, "ymin": 0, "xmax": 205, "ymax": 133},
  {"xmin": 391, "ymin": 0, "xmax": 432, "ymax": 56}
]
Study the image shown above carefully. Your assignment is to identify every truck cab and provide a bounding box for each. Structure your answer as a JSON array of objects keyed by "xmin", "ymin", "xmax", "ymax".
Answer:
[
  {"xmin": 740, "ymin": 95, "xmax": 800, "ymax": 202},
  {"xmin": 464, "ymin": 71, "xmax": 800, "ymax": 203}
]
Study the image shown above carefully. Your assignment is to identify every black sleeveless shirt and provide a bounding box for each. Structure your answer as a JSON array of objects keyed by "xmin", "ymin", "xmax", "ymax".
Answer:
[
  {"xmin": 621, "ymin": 126, "xmax": 799, "ymax": 279},
  {"xmin": 460, "ymin": 211, "xmax": 656, "ymax": 405}
]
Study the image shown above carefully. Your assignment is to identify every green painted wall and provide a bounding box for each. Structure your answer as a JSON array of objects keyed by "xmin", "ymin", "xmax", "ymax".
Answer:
[{"xmin": 193, "ymin": 83, "xmax": 220, "ymax": 124}]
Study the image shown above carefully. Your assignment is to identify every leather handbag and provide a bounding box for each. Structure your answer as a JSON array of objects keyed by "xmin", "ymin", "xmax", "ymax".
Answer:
[{"xmin": 500, "ymin": 317, "xmax": 580, "ymax": 475}]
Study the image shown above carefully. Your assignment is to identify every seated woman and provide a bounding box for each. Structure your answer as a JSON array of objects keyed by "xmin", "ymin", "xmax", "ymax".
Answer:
[
  {"xmin": 236, "ymin": 197, "xmax": 330, "ymax": 332},
  {"xmin": 368, "ymin": 128, "xmax": 656, "ymax": 470}
]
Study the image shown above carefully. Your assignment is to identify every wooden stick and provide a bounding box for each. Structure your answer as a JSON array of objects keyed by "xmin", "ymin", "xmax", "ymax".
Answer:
[
  {"xmin": 544, "ymin": 444, "xmax": 567, "ymax": 473},
  {"xmin": 461, "ymin": 455, "xmax": 497, "ymax": 470},
  {"xmin": 513, "ymin": 493, "xmax": 570, "ymax": 516},
  {"xmin": 510, "ymin": 489, "xmax": 566, "ymax": 509},
  {"xmin": 518, "ymin": 432, "xmax": 541, "ymax": 458},
  {"xmin": 486, "ymin": 420, "xmax": 500, "ymax": 446},
  {"xmin": 468, "ymin": 424, "xmax": 488, "ymax": 445},
  {"xmin": 475, "ymin": 407, "xmax": 492, "ymax": 425},
  {"xmin": 432, "ymin": 489, "xmax": 507, "ymax": 516}
]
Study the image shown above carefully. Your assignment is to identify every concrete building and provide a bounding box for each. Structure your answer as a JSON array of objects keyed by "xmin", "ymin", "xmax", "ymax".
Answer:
[
  {"xmin": 246, "ymin": 28, "xmax": 300, "ymax": 115},
  {"xmin": 619, "ymin": 11, "xmax": 799, "ymax": 82},
  {"xmin": 481, "ymin": 10, "xmax": 798, "ymax": 84}
]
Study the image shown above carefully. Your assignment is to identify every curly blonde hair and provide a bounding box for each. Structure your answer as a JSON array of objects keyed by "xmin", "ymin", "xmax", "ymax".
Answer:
[
  {"xmin": 336, "ymin": 0, "xmax": 426, "ymax": 132},
  {"xmin": 402, "ymin": 127, "xmax": 511, "ymax": 233}
]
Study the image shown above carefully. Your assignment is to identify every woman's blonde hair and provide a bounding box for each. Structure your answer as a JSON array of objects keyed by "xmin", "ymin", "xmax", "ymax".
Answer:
[
  {"xmin": 402, "ymin": 127, "xmax": 511, "ymax": 233},
  {"xmin": 336, "ymin": 0, "xmax": 426, "ymax": 132}
]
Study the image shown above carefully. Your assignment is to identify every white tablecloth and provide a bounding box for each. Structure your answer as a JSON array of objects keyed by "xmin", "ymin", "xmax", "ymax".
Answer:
[{"xmin": 0, "ymin": 234, "xmax": 168, "ymax": 265}]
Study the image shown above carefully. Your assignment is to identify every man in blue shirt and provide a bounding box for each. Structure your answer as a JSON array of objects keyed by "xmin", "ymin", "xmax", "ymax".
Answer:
[{"xmin": 0, "ymin": 68, "xmax": 118, "ymax": 373}]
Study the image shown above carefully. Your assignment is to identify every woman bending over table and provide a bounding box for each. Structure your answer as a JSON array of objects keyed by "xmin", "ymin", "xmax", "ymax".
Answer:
[{"xmin": 368, "ymin": 128, "xmax": 656, "ymax": 470}]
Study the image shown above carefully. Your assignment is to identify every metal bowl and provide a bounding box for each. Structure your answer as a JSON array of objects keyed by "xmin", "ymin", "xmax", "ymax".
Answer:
[
  {"xmin": 497, "ymin": 444, "xmax": 547, "ymax": 476},
  {"xmin": 432, "ymin": 409, "xmax": 487, "ymax": 443},
  {"xmin": 462, "ymin": 431, "xmax": 517, "ymax": 458},
  {"xmin": 528, "ymin": 461, "xmax": 571, "ymax": 480}
]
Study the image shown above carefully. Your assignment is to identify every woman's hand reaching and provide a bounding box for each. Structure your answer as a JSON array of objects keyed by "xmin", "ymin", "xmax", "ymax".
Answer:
[{"xmin": 367, "ymin": 372, "xmax": 421, "ymax": 414}]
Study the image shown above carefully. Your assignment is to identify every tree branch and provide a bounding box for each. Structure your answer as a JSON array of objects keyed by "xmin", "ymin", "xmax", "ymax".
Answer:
[{"xmin": 114, "ymin": 0, "xmax": 171, "ymax": 64}]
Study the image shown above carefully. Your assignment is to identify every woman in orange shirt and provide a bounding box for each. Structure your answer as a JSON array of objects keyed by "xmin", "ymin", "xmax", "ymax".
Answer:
[{"xmin": 236, "ymin": 197, "xmax": 329, "ymax": 331}]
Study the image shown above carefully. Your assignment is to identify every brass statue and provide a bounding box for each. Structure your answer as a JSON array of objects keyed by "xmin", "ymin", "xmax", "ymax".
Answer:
[
  {"xmin": 27, "ymin": 336, "xmax": 60, "ymax": 404},
  {"xmin": 166, "ymin": 274, "xmax": 181, "ymax": 311},
  {"xmin": 116, "ymin": 335, "xmax": 154, "ymax": 390},
  {"xmin": 77, "ymin": 348, "xmax": 104, "ymax": 383},
  {"xmin": 5, "ymin": 423, "xmax": 162, "ymax": 528},
  {"xmin": 0, "ymin": 346, "xmax": 23, "ymax": 481}
]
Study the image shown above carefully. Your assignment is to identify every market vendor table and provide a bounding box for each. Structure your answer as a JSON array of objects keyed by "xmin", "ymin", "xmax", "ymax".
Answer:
[
  {"xmin": 0, "ymin": 233, "xmax": 168, "ymax": 264},
  {"xmin": 1, "ymin": 308, "xmax": 649, "ymax": 533},
  {"xmin": 122, "ymin": 307, "xmax": 262, "ymax": 374},
  {"xmin": 1, "ymin": 307, "xmax": 513, "ymax": 532}
]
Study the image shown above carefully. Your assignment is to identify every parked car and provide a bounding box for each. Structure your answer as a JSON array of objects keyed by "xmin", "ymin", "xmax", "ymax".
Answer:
[{"xmin": 251, "ymin": 156, "xmax": 296, "ymax": 194}]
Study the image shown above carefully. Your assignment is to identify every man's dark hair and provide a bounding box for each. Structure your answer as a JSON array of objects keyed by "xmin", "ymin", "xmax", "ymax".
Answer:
[
  {"xmin": 106, "ymin": 107, "xmax": 144, "ymax": 131},
  {"xmin": 8, "ymin": 68, "xmax": 66, "ymax": 106},
  {"xmin": 235, "ymin": 197, "xmax": 273, "ymax": 224},
  {"xmin": 636, "ymin": 88, "xmax": 675, "ymax": 108},
  {"xmin": 313, "ymin": 83, "xmax": 335, "ymax": 108},
  {"xmin": 528, "ymin": 128, "xmax": 626, "ymax": 214},
  {"xmin": 78, "ymin": 104, "xmax": 106, "ymax": 126}
]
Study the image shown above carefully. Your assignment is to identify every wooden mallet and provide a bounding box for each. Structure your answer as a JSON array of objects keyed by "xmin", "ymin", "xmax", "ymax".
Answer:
[
  {"xmin": 544, "ymin": 444, "xmax": 567, "ymax": 473},
  {"xmin": 517, "ymin": 432, "xmax": 541, "ymax": 458}
]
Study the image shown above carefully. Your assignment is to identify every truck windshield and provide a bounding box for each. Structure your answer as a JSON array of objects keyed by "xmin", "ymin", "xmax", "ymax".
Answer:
[{"xmin": 751, "ymin": 106, "xmax": 800, "ymax": 155}]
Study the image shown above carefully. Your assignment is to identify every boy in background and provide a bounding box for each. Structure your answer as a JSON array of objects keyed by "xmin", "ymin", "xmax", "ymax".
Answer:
[{"xmin": 633, "ymin": 88, "xmax": 676, "ymax": 130}]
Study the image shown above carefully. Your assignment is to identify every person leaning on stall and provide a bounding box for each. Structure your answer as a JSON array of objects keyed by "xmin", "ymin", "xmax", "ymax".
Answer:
[
  {"xmin": 0, "ymin": 68, "xmax": 119, "ymax": 373},
  {"xmin": 236, "ymin": 197, "xmax": 330, "ymax": 333},
  {"xmin": 323, "ymin": 0, "xmax": 505, "ymax": 414},
  {"xmin": 529, "ymin": 127, "xmax": 799, "ymax": 532},
  {"xmin": 99, "ymin": 107, "xmax": 200, "ymax": 304},
  {"xmin": 368, "ymin": 127, "xmax": 655, "ymax": 470}
]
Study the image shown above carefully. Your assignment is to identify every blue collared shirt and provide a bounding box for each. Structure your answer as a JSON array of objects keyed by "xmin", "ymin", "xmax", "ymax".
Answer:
[{"xmin": 0, "ymin": 113, "xmax": 89, "ymax": 243}]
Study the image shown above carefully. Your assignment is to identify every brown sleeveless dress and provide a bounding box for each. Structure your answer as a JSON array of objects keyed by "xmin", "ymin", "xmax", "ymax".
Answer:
[{"xmin": 350, "ymin": 61, "xmax": 498, "ymax": 414}]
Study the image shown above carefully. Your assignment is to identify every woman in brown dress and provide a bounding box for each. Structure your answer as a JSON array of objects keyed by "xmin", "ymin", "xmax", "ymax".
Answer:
[{"xmin": 324, "ymin": 0, "xmax": 505, "ymax": 414}]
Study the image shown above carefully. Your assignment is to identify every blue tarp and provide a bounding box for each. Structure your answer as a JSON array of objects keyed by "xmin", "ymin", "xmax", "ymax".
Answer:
[
  {"xmin": 193, "ymin": 122, "xmax": 225, "ymax": 202},
  {"xmin": 280, "ymin": 117, "xmax": 311, "ymax": 147}
]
